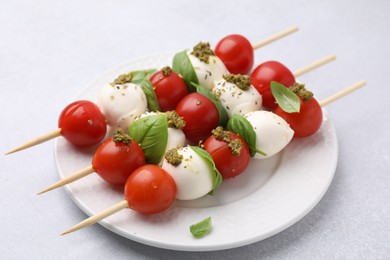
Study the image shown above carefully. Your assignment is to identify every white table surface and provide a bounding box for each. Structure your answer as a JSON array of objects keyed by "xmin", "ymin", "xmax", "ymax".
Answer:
[{"xmin": 1, "ymin": 0, "xmax": 389, "ymax": 259}]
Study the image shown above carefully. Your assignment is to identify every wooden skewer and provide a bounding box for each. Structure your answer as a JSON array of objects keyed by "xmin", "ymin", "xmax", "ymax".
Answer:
[
  {"xmin": 293, "ymin": 55, "xmax": 337, "ymax": 78},
  {"xmin": 5, "ymin": 128, "xmax": 62, "ymax": 155},
  {"xmin": 319, "ymin": 80, "xmax": 366, "ymax": 107},
  {"xmin": 251, "ymin": 26, "xmax": 299, "ymax": 50},
  {"xmin": 61, "ymin": 200, "xmax": 128, "ymax": 235},
  {"xmin": 37, "ymin": 165, "xmax": 94, "ymax": 195}
]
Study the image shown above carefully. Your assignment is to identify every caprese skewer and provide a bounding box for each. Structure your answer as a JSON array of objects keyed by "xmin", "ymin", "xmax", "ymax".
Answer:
[{"xmin": 5, "ymin": 27, "xmax": 299, "ymax": 155}]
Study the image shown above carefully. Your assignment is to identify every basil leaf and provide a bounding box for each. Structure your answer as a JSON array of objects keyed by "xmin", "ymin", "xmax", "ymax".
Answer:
[
  {"xmin": 227, "ymin": 114, "xmax": 266, "ymax": 157},
  {"xmin": 172, "ymin": 50, "xmax": 198, "ymax": 92},
  {"xmin": 140, "ymin": 79, "xmax": 161, "ymax": 112},
  {"xmin": 128, "ymin": 114, "xmax": 168, "ymax": 164},
  {"xmin": 190, "ymin": 146, "xmax": 222, "ymax": 195},
  {"xmin": 192, "ymin": 82, "xmax": 229, "ymax": 127},
  {"xmin": 190, "ymin": 216, "xmax": 212, "ymax": 238},
  {"xmin": 270, "ymin": 81, "xmax": 300, "ymax": 113},
  {"xmin": 129, "ymin": 69, "xmax": 156, "ymax": 84}
]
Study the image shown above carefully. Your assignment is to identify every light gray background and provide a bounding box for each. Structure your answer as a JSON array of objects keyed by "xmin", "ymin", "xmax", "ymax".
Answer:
[{"xmin": 1, "ymin": 0, "xmax": 389, "ymax": 259}]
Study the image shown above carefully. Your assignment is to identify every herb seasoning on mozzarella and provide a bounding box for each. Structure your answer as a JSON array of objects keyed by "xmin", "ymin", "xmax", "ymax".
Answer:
[
  {"xmin": 191, "ymin": 42, "xmax": 215, "ymax": 64},
  {"xmin": 213, "ymin": 74, "xmax": 262, "ymax": 118}
]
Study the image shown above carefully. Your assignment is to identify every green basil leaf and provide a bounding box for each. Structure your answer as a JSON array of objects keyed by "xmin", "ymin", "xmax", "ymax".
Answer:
[
  {"xmin": 192, "ymin": 82, "xmax": 229, "ymax": 127},
  {"xmin": 227, "ymin": 114, "xmax": 266, "ymax": 157},
  {"xmin": 190, "ymin": 216, "xmax": 212, "ymax": 238},
  {"xmin": 129, "ymin": 69, "xmax": 157, "ymax": 84},
  {"xmin": 128, "ymin": 114, "xmax": 168, "ymax": 164},
  {"xmin": 270, "ymin": 81, "xmax": 300, "ymax": 113},
  {"xmin": 172, "ymin": 50, "xmax": 198, "ymax": 92},
  {"xmin": 140, "ymin": 79, "xmax": 161, "ymax": 112},
  {"xmin": 190, "ymin": 146, "xmax": 222, "ymax": 195}
]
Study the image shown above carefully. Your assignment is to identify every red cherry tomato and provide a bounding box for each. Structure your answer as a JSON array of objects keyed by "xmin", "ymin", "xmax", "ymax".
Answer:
[
  {"xmin": 204, "ymin": 131, "xmax": 250, "ymax": 179},
  {"xmin": 92, "ymin": 137, "xmax": 145, "ymax": 185},
  {"xmin": 176, "ymin": 93, "xmax": 219, "ymax": 144},
  {"xmin": 150, "ymin": 67, "xmax": 189, "ymax": 111},
  {"xmin": 58, "ymin": 100, "xmax": 107, "ymax": 147},
  {"xmin": 250, "ymin": 61, "xmax": 296, "ymax": 110},
  {"xmin": 215, "ymin": 34, "xmax": 254, "ymax": 75},
  {"xmin": 274, "ymin": 97, "xmax": 323, "ymax": 138},
  {"xmin": 124, "ymin": 165, "xmax": 176, "ymax": 214}
]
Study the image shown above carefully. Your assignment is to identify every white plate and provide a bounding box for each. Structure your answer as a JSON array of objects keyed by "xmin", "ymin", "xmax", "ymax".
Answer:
[{"xmin": 55, "ymin": 53, "xmax": 338, "ymax": 251}]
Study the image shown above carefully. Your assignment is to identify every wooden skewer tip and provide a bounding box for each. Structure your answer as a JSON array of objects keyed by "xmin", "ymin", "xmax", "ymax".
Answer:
[
  {"xmin": 319, "ymin": 80, "xmax": 366, "ymax": 107},
  {"xmin": 5, "ymin": 128, "xmax": 62, "ymax": 155},
  {"xmin": 293, "ymin": 54, "xmax": 337, "ymax": 78},
  {"xmin": 251, "ymin": 25, "xmax": 299, "ymax": 50},
  {"xmin": 37, "ymin": 165, "xmax": 94, "ymax": 195},
  {"xmin": 61, "ymin": 200, "xmax": 128, "ymax": 235}
]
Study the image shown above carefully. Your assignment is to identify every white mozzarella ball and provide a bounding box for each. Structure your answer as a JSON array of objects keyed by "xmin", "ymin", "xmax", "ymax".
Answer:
[
  {"xmin": 187, "ymin": 50, "xmax": 229, "ymax": 90},
  {"xmin": 213, "ymin": 79, "xmax": 262, "ymax": 118},
  {"xmin": 166, "ymin": 128, "xmax": 186, "ymax": 151},
  {"xmin": 244, "ymin": 111, "xmax": 294, "ymax": 159},
  {"xmin": 161, "ymin": 146, "xmax": 214, "ymax": 200},
  {"xmin": 98, "ymin": 83, "xmax": 147, "ymax": 131}
]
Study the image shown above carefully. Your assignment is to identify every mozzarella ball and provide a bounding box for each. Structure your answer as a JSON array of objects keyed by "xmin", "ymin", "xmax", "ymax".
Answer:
[
  {"xmin": 244, "ymin": 111, "xmax": 294, "ymax": 159},
  {"xmin": 213, "ymin": 79, "xmax": 262, "ymax": 118},
  {"xmin": 166, "ymin": 128, "xmax": 186, "ymax": 151},
  {"xmin": 161, "ymin": 146, "xmax": 214, "ymax": 200},
  {"xmin": 187, "ymin": 50, "xmax": 229, "ymax": 90},
  {"xmin": 98, "ymin": 83, "xmax": 147, "ymax": 131}
]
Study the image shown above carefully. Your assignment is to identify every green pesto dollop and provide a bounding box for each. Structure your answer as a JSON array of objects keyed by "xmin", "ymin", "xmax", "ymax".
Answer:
[
  {"xmin": 165, "ymin": 147, "xmax": 183, "ymax": 166},
  {"xmin": 166, "ymin": 110, "xmax": 186, "ymax": 129},
  {"xmin": 161, "ymin": 66, "xmax": 173, "ymax": 76},
  {"xmin": 211, "ymin": 126, "xmax": 230, "ymax": 142},
  {"xmin": 223, "ymin": 74, "xmax": 251, "ymax": 91},
  {"xmin": 191, "ymin": 42, "xmax": 215, "ymax": 64},
  {"xmin": 211, "ymin": 126, "xmax": 242, "ymax": 156},
  {"xmin": 113, "ymin": 129, "xmax": 132, "ymax": 144},
  {"xmin": 289, "ymin": 82, "xmax": 314, "ymax": 101},
  {"xmin": 228, "ymin": 139, "xmax": 242, "ymax": 156},
  {"xmin": 110, "ymin": 73, "xmax": 133, "ymax": 86}
]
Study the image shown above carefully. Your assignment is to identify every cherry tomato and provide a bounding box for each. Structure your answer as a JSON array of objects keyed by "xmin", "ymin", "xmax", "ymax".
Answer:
[
  {"xmin": 58, "ymin": 100, "xmax": 107, "ymax": 147},
  {"xmin": 204, "ymin": 131, "xmax": 250, "ymax": 179},
  {"xmin": 124, "ymin": 165, "xmax": 176, "ymax": 214},
  {"xmin": 274, "ymin": 97, "xmax": 323, "ymax": 138},
  {"xmin": 92, "ymin": 137, "xmax": 145, "ymax": 185},
  {"xmin": 250, "ymin": 61, "xmax": 295, "ymax": 110},
  {"xmin": 175, "ymin": 93, "xmax": 219, "ymax": 144},
  {"xmin": 150, "ymin": 67, "xmax": 189, "ymax": 111},
  {"xmin": 215, "ymin": 34, "xmax": 254, "ymax": 75}
]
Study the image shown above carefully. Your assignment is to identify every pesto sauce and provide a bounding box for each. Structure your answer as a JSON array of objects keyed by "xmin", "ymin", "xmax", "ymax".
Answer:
[{"xmin": 191, "ymin": 42, "xmax": 215, "ymax": 64}]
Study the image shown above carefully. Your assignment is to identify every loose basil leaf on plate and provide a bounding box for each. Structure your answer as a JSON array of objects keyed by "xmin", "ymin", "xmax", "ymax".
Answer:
[
  {"xmin": 190, "ymin": 146, "xmax": 222, "ymax": 195},
  {"xmin": 128, "ymin": 114, "xmax": 168, "ymax": 164},
  {"xmin": 140, "ymin": 79, "xmax": 161, "ymax": 112},
  {"xmin": 270, "ymin": 81, "xmax": 300, "ymax": 113},
  {"xmin": 227, "ymin": 114, "xmax": 266, "ymax": 157},
  {"xmin": 190, "ymin": 216, "xmax": 212, "ymax": 238},
  {"xmin": 192, "ymin": 82, "xmax": 229, "ymax": 127},
  {"xmin": 172, "ymin": 50, "xmax": 198, "ymax": 92}
]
